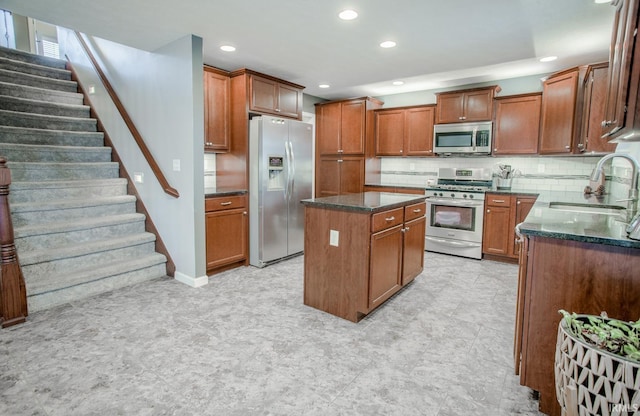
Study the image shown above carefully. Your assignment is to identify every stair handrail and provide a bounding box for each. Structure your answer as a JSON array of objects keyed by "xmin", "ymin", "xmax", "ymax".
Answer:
[
  {"xmin": 0, "ymin": 157, "xmax": 28, "ymax": 328},
  {"xmin": 73, "ymin": 31, "xmax": 179, "ymax": 198}
]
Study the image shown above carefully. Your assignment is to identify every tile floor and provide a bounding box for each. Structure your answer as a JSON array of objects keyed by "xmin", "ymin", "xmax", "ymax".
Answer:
[{"xmin": 1, "ymin": 252, "xmax": 545, "ymax": 415}]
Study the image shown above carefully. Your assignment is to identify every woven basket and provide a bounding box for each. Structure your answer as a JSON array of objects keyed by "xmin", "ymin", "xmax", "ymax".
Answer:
[{"xmin": 555, "ymin": 317, "xmax": 640, "ymax": 416}]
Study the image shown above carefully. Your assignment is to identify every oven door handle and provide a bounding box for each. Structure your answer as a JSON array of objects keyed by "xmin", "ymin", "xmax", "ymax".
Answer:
[
  {"xmin": 425, "ymin": 236, "xmax": 481, "ymax": 248},
  {"xmin": 426, "ymin": 198, "xmax": 484, "ymax": 207}
]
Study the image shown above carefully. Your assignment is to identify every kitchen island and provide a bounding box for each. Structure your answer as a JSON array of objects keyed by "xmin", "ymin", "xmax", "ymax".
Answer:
[
  {"xmin": 301, "ymin": 192, "xmax": 426, "ymax": 322},
  {"xmin": 515, "ymin": 196, "xmax": 640, "ymax": 416}
]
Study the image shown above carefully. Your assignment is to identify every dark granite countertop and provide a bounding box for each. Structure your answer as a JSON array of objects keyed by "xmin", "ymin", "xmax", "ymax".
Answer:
[
  {"xmin": 301, "ymin": 192, "xmax": 426, "ymax": 213},
  {"xmin": 515, "ymin": 190, "xmax": 640, "ymax": 249},
  {"xmin": 204, "ymin": 188, "xmax": 247, "ymax": 198}
]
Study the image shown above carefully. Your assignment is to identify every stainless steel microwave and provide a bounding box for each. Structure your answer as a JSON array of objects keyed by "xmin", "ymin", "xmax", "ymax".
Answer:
[{"xmin": 433, "ymin": 121, "xmax": 492, "ymax": 155}]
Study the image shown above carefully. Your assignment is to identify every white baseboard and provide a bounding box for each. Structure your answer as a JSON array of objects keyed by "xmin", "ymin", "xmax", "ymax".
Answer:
[{"xmin": 174, "ymin": 271, "xmax": 208, "ymax": 288}]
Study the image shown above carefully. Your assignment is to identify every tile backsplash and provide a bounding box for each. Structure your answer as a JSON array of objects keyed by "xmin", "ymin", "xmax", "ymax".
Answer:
[{"xmin": 204, "ymin": 153, "xmax": 216, "ymax": 189}]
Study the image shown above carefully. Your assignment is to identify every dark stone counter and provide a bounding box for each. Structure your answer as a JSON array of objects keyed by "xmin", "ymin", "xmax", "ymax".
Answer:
[
  {"xmin": 204, "ymin": 188, "xmax": 247, "ymax": 198},
  {"xmin": 301, "ymin": 192, "xmax": 426, "ymax": 213}
]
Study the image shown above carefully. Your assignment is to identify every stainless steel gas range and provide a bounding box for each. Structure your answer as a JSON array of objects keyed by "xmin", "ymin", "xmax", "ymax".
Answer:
[{"xmin": 424, "ymin": 168, "xmax": 493, "ymax": 259}]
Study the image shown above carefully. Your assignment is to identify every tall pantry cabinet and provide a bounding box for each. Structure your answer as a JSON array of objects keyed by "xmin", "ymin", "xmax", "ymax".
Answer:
[{"xmin": 315, "ymin": 97, "xmax": 383, "ymax": 197}]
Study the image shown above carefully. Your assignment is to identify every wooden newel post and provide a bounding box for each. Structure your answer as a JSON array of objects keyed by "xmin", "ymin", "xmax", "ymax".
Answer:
[{"xmin": 0, "ymin": 157, "xmax": 27, "ymax": 328}]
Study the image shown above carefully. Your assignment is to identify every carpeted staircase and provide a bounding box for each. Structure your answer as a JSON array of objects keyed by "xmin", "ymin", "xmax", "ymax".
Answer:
[{"xmin": 0, "ymin": 46, "xmax": 167, "ymax": 313}]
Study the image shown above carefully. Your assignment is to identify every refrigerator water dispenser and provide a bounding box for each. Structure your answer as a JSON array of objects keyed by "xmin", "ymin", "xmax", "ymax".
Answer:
[{"xmin": 267, "ymin": 155, "xmax": 284, "ymax": 191}]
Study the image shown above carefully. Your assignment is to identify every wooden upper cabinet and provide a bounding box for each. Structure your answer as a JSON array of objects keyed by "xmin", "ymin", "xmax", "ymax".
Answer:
[
  {"xmin": 580, "ymin": 62, "xmax": 616, "ymax": 154},
  {"xmin": 539, "ymin": 68, "xmax": 580, "ymax": 154},
  {"xmin": 246, "ymin": 72, "xmax": 304, "ymax": 120},
  {"xmin": 203, "ymin": 66, "xmax": 230, "ymax": 152},
  {"xmin": 493, "ymin": 93, "xmax": 541, "ymax": 155},
  {"xmin": 316, "ymin": 157, "xmax": 364, "ymax": 197},
  {"xmin": 316, "ymin": 98, "xmax": 368, "ymax": 155},
  {"xmin": 374, "ymin": 105, "xmax": 435, "ymax": 157},
  {"xmin": 435, "ymin": 86, "xmax": 499, "ymax": 124},
  {"xmin": 602, "ymin": 0, "xmax": 640, "ymax": 140}
]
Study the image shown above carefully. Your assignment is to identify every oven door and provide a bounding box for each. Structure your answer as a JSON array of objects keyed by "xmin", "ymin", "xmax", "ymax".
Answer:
[{"xmin": 425, "ymin": 197, "xmax": 484, "ymax": 243}]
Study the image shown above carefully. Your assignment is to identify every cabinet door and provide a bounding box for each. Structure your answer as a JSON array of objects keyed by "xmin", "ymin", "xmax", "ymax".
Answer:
[
  {"xmin": 602, "ymin": 0, "xmax": 636, "ymax": 138},
  {"xmin": 582, "ymin": 64, "xmax": 617, "ymax": 153},
  {"xmin": 375, "ymin": 109, "xmax": 405, "ymax": 156},
  {"xmin": 405, "ymin": 106, "xmax": 435, "ymax": 156},
  {"xmin": 402, "ymin": 216, "xmax": 426, "ymax": 285},
  {"xmin": 339, "ymin": 157, "xmax": 365, "ymax": 195},
  {"xmin": 436, "ymin": 92, "xmax": 465, "ymax": 124},
  {"xmin": 513, "ymin": 236, "xmax": 529, "ymax": 375},
  {"xmin": 464, "ymin": 89, "xmax": 494, "ymax": 122},
  {"xmin": 340, "ymin": 100, "xmax": 366, "ymax": 154},
  {"xmin": 369, "ymin": 225, "xmax": 403, "ymax": 309},
  {"xmin": 316, "ymin": 158, "xmax": 341, "ymax": 197},
  {"xmin": 493, "ymin": 94, "xmax": 541, "ymax": 155},
  {"xmin": 511, "ymin": 197, "xmax": 536, "ymax": 257},
  {"xmin": 206, "ymin": 207, "xmax": 248, "ymax": 270},
  {"xmin": 482, "ymin": 205, "xmax": 512, "ymax": 256},
  {"xmin": 249, "ymin": 75, "xmax": 278, "ymax": 114},
  {"xmin": 203, "ymin": 69, "xmax": 230, "ymax": 152},
  {"xmin": 539, "ymin": 70, "xmax": 578, "ymax": 154},
  {"xmin": 277, "ymin": 83, "xmax": 302, "ymax": 119},
  {"xmin": 317, "ymin": 102, "xmax": 342, "ymax": 155}
]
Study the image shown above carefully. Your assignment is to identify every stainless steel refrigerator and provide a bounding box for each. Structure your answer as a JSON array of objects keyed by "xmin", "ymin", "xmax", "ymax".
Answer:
[{"xmin": 249, "ymin": 115, "xmax": 313, "ymax": 267}]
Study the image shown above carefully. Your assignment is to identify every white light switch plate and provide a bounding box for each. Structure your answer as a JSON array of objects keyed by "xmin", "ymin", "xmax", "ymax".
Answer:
[
  {"xmin": 173, "ymin": 159, "xmax": 181, "ymax": 171},
  {"xmin": 329, "ymin": 229, "xmax": 339, "ymax": 247}
]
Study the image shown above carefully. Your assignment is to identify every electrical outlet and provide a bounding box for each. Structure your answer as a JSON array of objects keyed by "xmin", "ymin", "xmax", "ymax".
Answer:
[
  {"xmin": 173, "ymin": 159, "xmax": 181, "ymax": 171},
  {"xmin": 409, "ymin": 163, "xmax": 415, "ymax": 171},
  {"xmin": 134, "ymin": 172, "xmax": 144, "ymax": 183},
  {"xmin": 329, "ymin": 229, "xmax": 339, "ymax": 247}
]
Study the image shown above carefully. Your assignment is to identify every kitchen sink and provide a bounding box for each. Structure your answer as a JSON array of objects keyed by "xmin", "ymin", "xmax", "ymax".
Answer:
[{"xmin": 548, "ymin": 202, "xmax": 626, "ymax": 215}]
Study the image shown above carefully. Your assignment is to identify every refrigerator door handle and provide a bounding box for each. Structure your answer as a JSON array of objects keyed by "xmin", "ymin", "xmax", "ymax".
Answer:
[
  {"xmin": 284, "ymin": 139, "xmax": 292, "ymax": 201},
  {"xmin": 288, "ymin": 140, "xmax": 295, "ymax": 201}
]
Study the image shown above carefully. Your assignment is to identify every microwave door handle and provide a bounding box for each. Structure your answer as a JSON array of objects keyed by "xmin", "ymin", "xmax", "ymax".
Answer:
[{"xmin": 471, "ymin": 127, "xmax": 477, "ymax": 150}]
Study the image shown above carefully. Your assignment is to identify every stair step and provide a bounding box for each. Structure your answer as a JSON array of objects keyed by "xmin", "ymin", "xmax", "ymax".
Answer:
[
  {"xmin": 0, "ymin": 109, "xmax": 96, "ymax": 131},
  {"xmin": 15, "ymin": 213, "xmax": 147, "ymax": 251},
  {"xmin": 0, "ymin": 142, "xmax": 111, "ymax": 163},
  {"xmin": 7, "ymin": 161, "xmax": 119, "ymax": 181},
  {"xmin": 0, "ymin": 46, "xmax": 67, "ymax": 70},
  {"xmin": 26, "ymin": 253, "xmax": 167, "ymax": 313},
  {"xmin": 0, "ymin": 125, "xmax": 104, "ymax": 147},
  {"xmin": 21, "ymin": 233, "xmax": 157, "ymax": 277},
  {"xmin": 0, "ymin": 68, "xmax": 77, "ymax": 93},
  {"xmin": 0, "ymin": 56, "xmax": 72, "ymax": 80},
  {"xmin": 0, "ymin": 81, "xmax": 84, "ymax": 105},
  {"xmin": 11, "ymin": 195, "xmax": 137, "ymax": 227},
  {"xmin": 9, "ymin": 178, "xmax": 128, "ymax": 203},
  {"xmin": 0, "ymin": 95, "xmax": 90, "ymax": 118}
]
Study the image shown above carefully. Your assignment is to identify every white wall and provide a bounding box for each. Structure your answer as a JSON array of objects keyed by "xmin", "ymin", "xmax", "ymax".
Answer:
[{"xmin": 58, "ymin": 29, "xmax": 206, "ymax": 284}]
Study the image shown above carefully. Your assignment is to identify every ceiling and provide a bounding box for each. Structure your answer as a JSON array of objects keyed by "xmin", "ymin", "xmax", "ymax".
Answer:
[{"xmin": 0, "ymin": 0, "xmax": 616, "ymax": 100}]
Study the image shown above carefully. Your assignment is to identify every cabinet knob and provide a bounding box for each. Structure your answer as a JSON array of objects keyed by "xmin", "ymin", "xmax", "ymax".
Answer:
[
  {"xmin": 565, "ymin": 145, "xmax": 571, "ymax": 150},
  {"xmin": 338, "ymin": 149, "xmax": 344, "ymax": 153},
  {"xmin": 487, "ymin": 209, "xmax": 491, "ymax": 213},
  {"xmin": 337, "ymin": 159, "xmax": 343, "ymax": 163},
  {"xmin": 243, "ymin": 211, "xmax": 247, "ymax": 215},
  {"xmin": 602, "ymin": 120, "xmax": 612, "ymax": 127},
  {"xmin": 275, "ymin": 108, "xmax": 281, "ymax": 112},
  {"xmin": 517, "ymin": 201, "xmax": 521, "ymax": 205},
  {"xmin": 427, "ymin": 150, "xmax": 432, "ymax": 153},
  {"xmin": 494, "ymin": 148, "xmax": 497, "ymax": 152},
  {"xmin": 399, "ymin": 149, "xmax": 403, "ymax": 153}
]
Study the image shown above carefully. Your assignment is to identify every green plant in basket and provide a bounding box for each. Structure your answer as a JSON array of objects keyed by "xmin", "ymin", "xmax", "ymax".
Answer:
[{"xmin": 559, "ymin": 310, "xmax": 640, "ymax": 362}]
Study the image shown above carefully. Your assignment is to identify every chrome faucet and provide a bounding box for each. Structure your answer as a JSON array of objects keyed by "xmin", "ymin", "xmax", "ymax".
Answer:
[{"xmin": 588, "ymin": 153, "xmax": 640, "ymax": 218}]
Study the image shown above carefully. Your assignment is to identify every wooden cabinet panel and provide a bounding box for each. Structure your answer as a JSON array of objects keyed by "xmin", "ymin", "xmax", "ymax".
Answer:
[
  {"xmin": 340, "ymin": 100, "xmax": 366, "ymax": 154},
  {"xmin": 404, "ymin": 202, "xmax": 426, "ymax": 222},
  {"xmin": 493, "ymin": 93, "xmax": 541, "ymax": 155},
  {"xmin": 249, "ymin": 74, "xmax": 303, "ymax": 119},
  {"xmin": 316, "ymin": 158, "xmax": 341, "ymax": 197},
  {"xmin": 402, "ymin": 216, "xmax": 426, "ymax": 285},
  {"xmin": 581, "ymin": 63, "xmax": 617, "ymax": 153},
  {"xmin": 205, "ymin": 195, "xmax": 248, "ymax": 273},
  {"xmin": 316, "ymin": 157, "xmax": 364, "ymax": 197},
  {"xmin": 317, "ymin": 102, "xmax": 342, "ymax": 155},
  {"xmin": 375, "ymin": 109, "xmax": 405, "ymax": 156},
  {"xmin": 203, "ymin": 67, "xmax": 230, "ymax": 152},
  {"xmin": 371, "ymin": 207, "xmax": 404, "ymax": 233},
  {"xmin": 483, "ymin": 193, "xmax": 537, "ymax": 261},
  {"xmin": 339, "ymin": 158, "xmax": 365, "ymax": 194},
  {"xmin": 369, "ymin": 225, "xmax": 404, "ymax": 309},
  {"xmin": 602, "ymin": 0, "xmax": 638, "ymax": 139},
  {"xmin": 511, "ymin": 197, "xmax": 536, "ymax": 257},
  {"xmin": 436, "ymin": 86, "xmax": 498, "ymax": 124},
  {"xmin": 539, "ymin": 69, "xmax": 579, "ymax": 154},
  {"xmin": 405, "ymin": 106, "xmax": 435, "ymax": 156},
  {"xmin": 482, "ymin": 205, "xmax": 511, "ymax": 255}
]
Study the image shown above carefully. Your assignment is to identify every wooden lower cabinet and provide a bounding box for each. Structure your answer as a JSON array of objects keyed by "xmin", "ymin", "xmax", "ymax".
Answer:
[
  {"xmin": 516, "ymin": 236, "xmax": 640, "ymax": 416},
  {"xmin": 205, "ymin": 195, "xmax": 248, "ymax": 274},
  {"xmin": 303, "ymin": 199, "xmax": 426, "ymax": 322},
  {"xmin": 483, "ymin": 193, "xmax": 536, "ymax": 261}
]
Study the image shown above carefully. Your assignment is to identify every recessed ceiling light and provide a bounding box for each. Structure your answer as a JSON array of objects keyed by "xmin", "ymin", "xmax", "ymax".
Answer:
[
  {"xmin": 539, "ymin": 56, "xmax": 558, "ymax": 62},
  {"xmin": 594, "ymin": 0, "xmax": 610, "ymax": 4},
  {"xmin": 319, "ymin": 84, "xmax": 330, "ymax": 89},
  {"xmin": 338, "ymin": 9, "xmax": 358, "ymax": 20},
  {"xmin": 380, "ymin": 41, "xmax": 397, "ymax": 48},
  {"xmin": 220, "ymin": 45, "xmax": 236, "ymax": 52},
  {"xmin": 392, "ymin": 81, "xmax": 404, "ymax": 86}
]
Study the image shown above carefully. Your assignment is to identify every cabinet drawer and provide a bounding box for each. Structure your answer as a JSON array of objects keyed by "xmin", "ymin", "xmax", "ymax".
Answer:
[
  {"xmin": 205, "ymin": 195, "xmax": 246, "ymax": 212},
  {"xmin": 371, "ymin": 208, "xmax": 404, "ymax": 233},
  {"xmin": 404, "ymin": 201, "xmax": 426, "ymax": 221},
  {"xmin": 486, "ymin": 195, "xmax": 511, "ymax": 207}
]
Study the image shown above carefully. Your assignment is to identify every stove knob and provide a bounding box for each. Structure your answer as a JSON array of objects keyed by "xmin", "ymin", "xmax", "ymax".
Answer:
[
  {"xmin": 450, "ymin": 193, "xmax": 455, "ymax": 198},
  {"xmin": 438, "ymin": 192, "xmax": 443, "ymax": 197},
  {"xmin": 469, "ymin": 194, "xmax": 474, "ymax": 199},
  {"xmin": 463, "ymin": 194, "xmax": 468, "ymax": 198}
]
